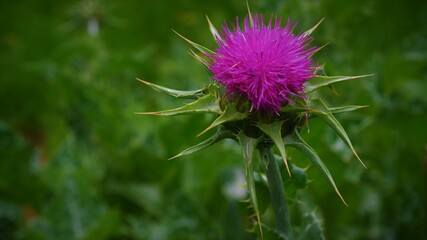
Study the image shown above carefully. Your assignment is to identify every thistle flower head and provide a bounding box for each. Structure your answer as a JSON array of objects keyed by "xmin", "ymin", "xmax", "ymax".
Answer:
[{"xmin": 210, "ymin": 14, "xmax": 317, "ymax": 114}]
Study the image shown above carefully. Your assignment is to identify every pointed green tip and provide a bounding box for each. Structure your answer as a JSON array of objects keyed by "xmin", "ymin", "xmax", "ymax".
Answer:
[
  {"xmin": 168, "ymin": 155, "xmax": 180, "ymax": 160},
  {"xmin": 246, "ymin": 0, "xmax": 254, "ymax": 28},
  {"xmin": 172, "ymin": 29, "xmax": 214, "ymax": 54},
  {"xmin": 135, "ymin": 77, "xmax": 150, "ymax": 85},
  {"xmin": 304, "ymin": 17, "xmax": 325, "ymax": 36},
  {"xmin": 197, "ymin": 126, "xmax": 213, "ymax": 137},
  {"xmin": 353, "ymin": 151, "xmax": 367, "ymax": 169},
  {"xmin": 134, "ymin": 111, "xmax": 161, "ymax": 115}
]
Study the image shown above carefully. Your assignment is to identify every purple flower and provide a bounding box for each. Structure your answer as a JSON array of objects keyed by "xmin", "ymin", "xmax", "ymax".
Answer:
[{"xmin": 209, "ymin": 14, "xmax": 317, "ymax": 114}]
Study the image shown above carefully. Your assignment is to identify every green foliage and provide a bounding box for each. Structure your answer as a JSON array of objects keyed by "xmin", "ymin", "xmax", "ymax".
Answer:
[{"xmin": 0, "ymin": 0, "xmax": 426, "ymax": 240}]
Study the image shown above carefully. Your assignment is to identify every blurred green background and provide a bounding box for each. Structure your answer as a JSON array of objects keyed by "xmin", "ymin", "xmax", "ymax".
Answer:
[{"xmin": 1, "ymin": 0, "xmax": 426, "ymax": 239}]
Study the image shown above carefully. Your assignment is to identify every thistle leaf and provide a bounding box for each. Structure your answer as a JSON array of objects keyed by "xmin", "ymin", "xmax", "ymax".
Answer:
[
  {"xmin": 169, "ymin": 129, "xmax": 233, "ymax": 160},
  {"xmin": 198, "ymin": 104, "xmax": 247, "ymax": 136},
  {"xmin": 304, "ymin": 75, "xmax": 373, "ymax": 93},
  {"xmin": 281, "ymin": 99, "xmax": 307, "ymax": 113},
  {"xmin": 281, "ymin": 100, "xmax": 367, "ymax": 116},
  {"xmin": 136, "ymin": 78, "xmax": 205, "ymax": 99},
  {"xmin": 172, "ymin": 29, "xmax": 215, "ymax": 54},
  {"xmin": 206, "ymin": 15, "xmax": 223, "ymax": 42},
  {"xmin": 328, "ymin": 105, "xmax": 369, "ymax": 114},
  {"xmin": 135, "ymin": 93, "xmax": 221, "ymax": 116},
  {"xmin": 257, "ymin": 121, "xmax": 291, "ymax": 177},
  {"xmin": 283, "ymin": 130, "xmax": 347, "ymax": 205},
  {"xmin": 310, "ymin": 99, "xmax": 366, "ymax": 168},
  {"xmin": 237, "ymin": 132, "xmax": 263, "ymax": 238}
]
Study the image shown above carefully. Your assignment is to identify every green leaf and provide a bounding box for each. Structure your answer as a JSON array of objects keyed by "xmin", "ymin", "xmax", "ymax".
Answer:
[
  {"xmin": 198, "ymin": 104, "xmax": 247, "ymax": 136},
  {"xmin": 169, "ymin": 129, "xmax": 233, "ymax": 160},
  {"xmin": 135, "ymin": 93, "xmax": 221, "ymax": 116},
  {"xmin": 283, "ymin": 129, "xmax": 347, "ymax": 205},
  {"xmin": 236, "ymin": 132, "xmax": 263, "ymax": 238},
  {"xmin": 281, "ymin": 99, "xmax": 307, "ymax": 113},
  {"xmin": 282, "ymin": 101, "xmax": 367, "ymax": 116},
  {"xmin": 304, "ymin": 75, "xmax": 373, "ymax": 93},
  {"xmin": 172, "ymin": 29, "xmax": 214, "ymax": 54},
  {"xmin": 257, "ymin": 121, "xmax": 291, "ymax": 176},
  {"xmin": 310, "ymin": 99, "xmax": 366, "ymax": 168},
  {"xmin": 328, "ymin": 105, "xmax": 369, "ymax": 114},
  {"xmin": 136, "ymin": 78, "xmax": 205, "ymax": 99},
  {"xmin": 258, "ymin": 224, "xmax": 287, "ymax": 240}
]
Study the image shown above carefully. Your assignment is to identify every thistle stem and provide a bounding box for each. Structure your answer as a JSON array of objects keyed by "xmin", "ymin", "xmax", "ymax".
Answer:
[{"xmin": 260, "ymin": 145, "xmax": 292, "ymax": 240}]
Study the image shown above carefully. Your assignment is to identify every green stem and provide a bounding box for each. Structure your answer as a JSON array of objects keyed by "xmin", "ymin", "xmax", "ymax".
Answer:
[{"xmin": 261, "ymin": 145, "xmax": 292, "ymax": 240}]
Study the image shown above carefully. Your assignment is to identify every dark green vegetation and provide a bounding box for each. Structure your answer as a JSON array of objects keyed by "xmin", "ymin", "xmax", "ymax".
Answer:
[{"xmin": 1, "ymin": 0, "xmax": 426, "ymax": 239}]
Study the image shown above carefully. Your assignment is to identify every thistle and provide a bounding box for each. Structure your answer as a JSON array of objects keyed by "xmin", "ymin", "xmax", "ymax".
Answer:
[
  {"xmin": 136, "ymin": 11, "xmax": 370, "ymax": 239},
  {"xmin": 210, "ymin": 15, "xmax": 316, "ymax": 114}
]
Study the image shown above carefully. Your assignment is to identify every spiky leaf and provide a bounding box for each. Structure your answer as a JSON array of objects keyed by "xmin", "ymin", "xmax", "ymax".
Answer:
[
  {"xmin": 169, "ymin": 129, "xmax": 233, "ymax": 160},
  {"xmin": 136, "ymin": 78, "xmax": 205, "ymax": 99},
  {"xmin": 309, "ymin": 99, "xmax": 366, "ymax": 168},
  {"xmin": 283, "ymin": 129, "xmax": 347, "ymax": 205},
  {"xmin": 282, "ymin": 102, "xmax": 367, "ymax": 116},
  {"xmin": 281, "ymin": 99, "xmax": 307, "ymax": 113},
  {"xmin": 257, "ymin": 121, "xmax": 291, "ymax": 176},
  {"xmin": 304, "ymin": 75, "xmax": 372, "ymax": 93},
  {"xmin": 198, "ymin": 104, "xmax": 247, "ymax": 136},
  {"xmin": 135, "ymin": 93, "xmax": 221, "ymax": 116},
  {"xmin": 328, "ymin": 105, "xmax": 369, "ymax": 114}
]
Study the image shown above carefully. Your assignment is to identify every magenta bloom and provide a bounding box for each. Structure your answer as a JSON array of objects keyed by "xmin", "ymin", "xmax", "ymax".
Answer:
[{"xmin": 210, "ymin": 14, "xmax": 317, "ymax": 113}]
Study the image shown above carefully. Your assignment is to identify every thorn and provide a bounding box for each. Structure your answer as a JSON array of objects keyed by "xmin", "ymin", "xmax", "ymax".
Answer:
[
  {"xmin": 283, "ymin": 157, "xmax": 292, "ymax": 177},
  {"xmin": 303, "ymin": 165, "xmax": 311, "ymax": 171},
  {"xmin": 336, "ymin": 189, "xmax": 348, "ymax": 206},
  {"xmin": 246, "ymin": 0, "xmax": 254, "ymax": 28},
  {"xmin": 135, "ymin": 77, "xmax": 151, "ymax": 85},
  {"xmin": 168, "ymin": 154, "xmax": 180, "ymax": 160},
  {"xmin": 311, "ymin": 42, "xmax": 330, "ymax": 57},
  {"xmin": 354, "ymin": 151, "xmax": 367, "ymax": 169},
  {"xmin": 206, "ymin": 15, "xmax": 223, "ymax": 42},
  {"xmin": 331, "ymin": 86, "xmax": 340, "ymax": 96},
  {"xmin": 196, "ymin": 125, "xmax": 213, "ymax": 137},
  {"xmin": 304, "ymin": 17, "xmax": 324, "ymax": 36},
  {"xmin": 134, "ymin": 111, "xmax": 160, "ymax": 115},
  {"xmin": 172, "ymin": 29, "xmax": 214, "ymax": 54}
]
